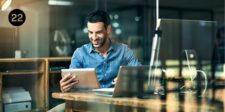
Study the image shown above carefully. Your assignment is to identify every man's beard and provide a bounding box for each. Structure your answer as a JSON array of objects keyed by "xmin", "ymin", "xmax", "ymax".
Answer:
[{"xmin": 91, "ymin": 37, "xmax": 106, "ymax": 48}]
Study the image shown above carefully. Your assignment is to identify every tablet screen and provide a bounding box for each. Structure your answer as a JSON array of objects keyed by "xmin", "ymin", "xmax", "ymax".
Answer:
[{"xmin": 61, "ymin": 68, "xmax": 100, "ymax": 89}]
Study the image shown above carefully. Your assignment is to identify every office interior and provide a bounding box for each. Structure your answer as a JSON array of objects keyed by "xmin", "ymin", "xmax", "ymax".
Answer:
[{"xmin": 0, "ymin": 0, "xmax": 224, "ymax": 112}]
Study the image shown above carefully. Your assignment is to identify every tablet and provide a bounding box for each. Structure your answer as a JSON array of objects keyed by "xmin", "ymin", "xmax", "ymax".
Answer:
[{"xmin": 61, "ymin": 68, "xmax": 100, "ymax": 89}]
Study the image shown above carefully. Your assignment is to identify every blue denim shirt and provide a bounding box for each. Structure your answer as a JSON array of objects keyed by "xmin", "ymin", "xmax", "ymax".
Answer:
[{"xmin": 70, "ymin": 41, "xmax": 141, "ymax": 88}]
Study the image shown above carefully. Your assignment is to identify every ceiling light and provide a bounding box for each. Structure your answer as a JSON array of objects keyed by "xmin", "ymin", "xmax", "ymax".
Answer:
[
  {"xmin": 112, "ymin": 22, "xmax": 119, "ymax": 28},
  {"xmin": 115, "ymin": 29, "xmax": 122, "ymax": 35},
  {"xmin": 48, "ymin": 0, "xmax": 73, "ymax": 6},
  {"xmin": 0, "ymin": 0, "xmax": 12, "ymax": 11}
]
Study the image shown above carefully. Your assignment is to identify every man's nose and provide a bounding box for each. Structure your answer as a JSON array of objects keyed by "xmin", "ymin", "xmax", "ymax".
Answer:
[{"xmin": 92, "ymin": 33, "xmax": 98, "ymax": 40}]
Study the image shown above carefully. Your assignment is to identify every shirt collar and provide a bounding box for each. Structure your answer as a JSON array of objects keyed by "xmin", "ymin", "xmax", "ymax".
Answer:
[{"xmin": 88, "ymin": 39, "xmax": 114, "ymax": 54}]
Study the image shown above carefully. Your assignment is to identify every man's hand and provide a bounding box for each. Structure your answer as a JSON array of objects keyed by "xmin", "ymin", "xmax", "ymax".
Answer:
[{"xmin": 60, "ymin": 74, "xmax": 79, "ymax": 92}]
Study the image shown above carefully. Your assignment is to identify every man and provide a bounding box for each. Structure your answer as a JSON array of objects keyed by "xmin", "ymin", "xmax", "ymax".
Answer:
[
  {"xmin": 48, "ymin": 10, "xmax": 141, "ymax": 112},
  {"xmin": 60, "ymin": 10, "xmax": 140, "ymax": 92}
]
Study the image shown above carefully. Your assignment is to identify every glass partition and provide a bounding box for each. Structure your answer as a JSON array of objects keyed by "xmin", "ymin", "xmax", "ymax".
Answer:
[
  {"xmin": 158, "ymin": 19, "xmax": 217, "ymax": 77},
  {"xmin": 0, "ymin": 0, "xmax": 224, "ymax": 112}
]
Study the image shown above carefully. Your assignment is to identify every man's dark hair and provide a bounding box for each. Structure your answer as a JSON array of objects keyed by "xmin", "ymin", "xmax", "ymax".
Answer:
[{"xmin": 86, "ymin": 10, "xmax": 111, "ymax": 28}]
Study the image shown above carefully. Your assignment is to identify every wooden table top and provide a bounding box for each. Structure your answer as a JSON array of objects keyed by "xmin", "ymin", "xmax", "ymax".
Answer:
[{"xmin": 52, "ymin": 92, "xmax": 217, "ymax": 111}]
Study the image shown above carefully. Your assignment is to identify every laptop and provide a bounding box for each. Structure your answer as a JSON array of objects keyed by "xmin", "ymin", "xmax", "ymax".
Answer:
[
  {"xmin": 93, "ymin": 66, "xmax": 151, "ymax": 98},
  {"xmin": 61, "ymin": 68, "xmax": 100, "ymax": 91}
]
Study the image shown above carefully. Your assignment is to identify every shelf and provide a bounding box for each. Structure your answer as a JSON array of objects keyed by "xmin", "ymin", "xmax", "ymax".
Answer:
[
  {"xmin": 0, "ymin": 58, "xmax": 46, "ymax": 112},
  {"xmin": 0, "ymin": 57, "xmax": 71, "ymax": 111},
  {"xmin": 49, "ymin": 71, "xmax": 61, "ymax": 74},
  {"xmin": 0, "ymin": 57, "xmax": 70, "ymax": 63},
  {"xmin": 45, "ymin": 57, "xmax": 70, "ymax": 62},
  {"xmin": 45, "ymin": 57, "xmax": 71, "ymax": 109},
  {"xmin": 0, "ymin": 58, "xmax": 45, "ymax": 62},
  {"xmin": 0, "ymin": 70, "xmax": 44, "ymax": 76}
]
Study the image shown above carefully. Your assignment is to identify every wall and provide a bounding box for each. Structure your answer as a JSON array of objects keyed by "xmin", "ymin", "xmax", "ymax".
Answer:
[
  {"xmin": 214, "ymin": 8, "xmax": 225, "ymax": 27},
  {"xmin": 19, "ymin": 1, "xmax": 50, "ymax": 57},
  {"xmin": 0, "ymin": 0, "xmax": 50, "ymax": 58}
]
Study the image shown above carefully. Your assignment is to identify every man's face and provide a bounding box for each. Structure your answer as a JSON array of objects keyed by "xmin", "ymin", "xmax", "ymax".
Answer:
[{"xmin": 87, "ymin": 22, "xmax": 108, "ymax": 48}]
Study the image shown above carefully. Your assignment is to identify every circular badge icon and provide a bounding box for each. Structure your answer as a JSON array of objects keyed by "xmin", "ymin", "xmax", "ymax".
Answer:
[{"xmin": 8, "ymin": 9, "xmax": 26, "ymax": 26}]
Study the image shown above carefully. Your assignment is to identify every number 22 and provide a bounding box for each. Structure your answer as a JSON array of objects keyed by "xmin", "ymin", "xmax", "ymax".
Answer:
[{"xmin": 11, "ymin": 14, "xmax": 23, "ymax": 22}]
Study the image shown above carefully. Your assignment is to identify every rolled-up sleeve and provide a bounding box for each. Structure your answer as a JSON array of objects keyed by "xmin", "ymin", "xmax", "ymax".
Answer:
[{"xmin": 124, "ymin": 46, "xmax": 141, "ymax": 66}]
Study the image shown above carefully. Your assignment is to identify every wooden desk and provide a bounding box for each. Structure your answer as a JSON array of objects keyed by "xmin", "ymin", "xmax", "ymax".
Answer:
[{"xmin": 52, "ymin": 92, "xmax": 220, "ymax": 112}]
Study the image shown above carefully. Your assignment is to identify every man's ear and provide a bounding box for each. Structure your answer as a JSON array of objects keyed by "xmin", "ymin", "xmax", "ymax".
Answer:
[{"xmin": 106, "ymin": 25, "xmax": 112, "ymax": 34}]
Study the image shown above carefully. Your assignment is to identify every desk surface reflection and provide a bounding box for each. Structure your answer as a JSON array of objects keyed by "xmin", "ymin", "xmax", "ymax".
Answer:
[{"xmin": 52, "ymin": 89, "xmax": 224, "ymax": 112}]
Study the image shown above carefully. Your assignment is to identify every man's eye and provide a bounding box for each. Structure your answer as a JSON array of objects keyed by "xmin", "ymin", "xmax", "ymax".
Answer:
[{"xmin": 96, "ymin": 32, "xmax": 103, "ymax": 34}]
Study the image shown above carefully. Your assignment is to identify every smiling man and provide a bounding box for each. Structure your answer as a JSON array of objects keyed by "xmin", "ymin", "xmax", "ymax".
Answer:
[{"xmin": 60, "ymin": 10, "xmax": 141, "ymax": 92}]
